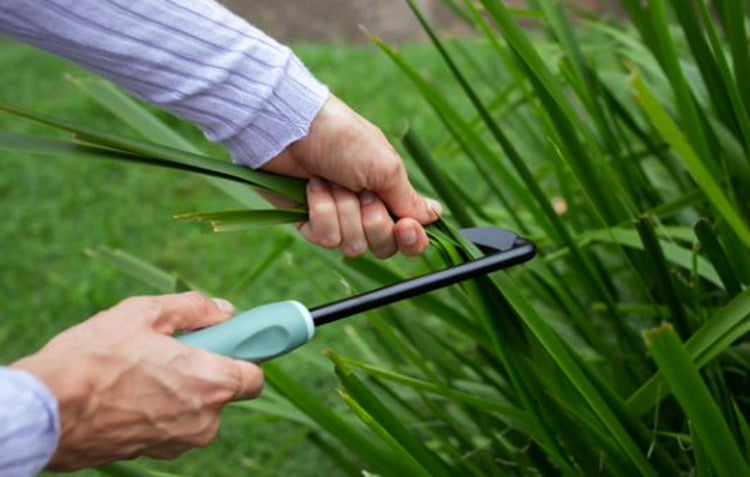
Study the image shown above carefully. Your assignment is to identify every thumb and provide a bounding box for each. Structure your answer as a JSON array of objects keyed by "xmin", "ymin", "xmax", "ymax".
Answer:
[
  {"xmin": 375, "ymin": 166, "xmax": 442, "ymax": 224},
  {"xmin": 132, "ymin": 292, "xmax": 235, "ymax": 335}
]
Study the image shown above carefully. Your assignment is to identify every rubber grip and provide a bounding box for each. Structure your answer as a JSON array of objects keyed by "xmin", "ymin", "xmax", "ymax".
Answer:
[{"xmin": 177, "ymin": 301, "xmax": 314, "ymax": 362}]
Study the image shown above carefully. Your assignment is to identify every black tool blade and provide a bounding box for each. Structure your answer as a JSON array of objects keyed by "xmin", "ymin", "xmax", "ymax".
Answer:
[{"xmin": 309, "ymin": 228, "xmax": 536, "ymax": 327}]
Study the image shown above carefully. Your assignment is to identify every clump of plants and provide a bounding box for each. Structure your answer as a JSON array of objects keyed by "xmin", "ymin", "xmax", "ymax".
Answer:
[{"xmin": 2, "ymin": 0, "xmax": 750, "ymax": 475}]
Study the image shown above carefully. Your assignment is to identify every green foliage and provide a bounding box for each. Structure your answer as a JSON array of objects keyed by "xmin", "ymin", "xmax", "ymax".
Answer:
[{"xmin": 2, "ymin": 0, "xmax": 750, "ymax": 475}]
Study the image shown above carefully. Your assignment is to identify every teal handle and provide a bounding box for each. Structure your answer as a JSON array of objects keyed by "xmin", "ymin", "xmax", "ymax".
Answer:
[{"xmin": 177, "ymin": 301, "xmax": 314, "ymax": 362}]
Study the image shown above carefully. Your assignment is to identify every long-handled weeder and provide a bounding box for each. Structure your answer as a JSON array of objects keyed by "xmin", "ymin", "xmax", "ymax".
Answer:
[{"xmin": 178, "ymin": 228, "xmax": 536, "ymax": 362}]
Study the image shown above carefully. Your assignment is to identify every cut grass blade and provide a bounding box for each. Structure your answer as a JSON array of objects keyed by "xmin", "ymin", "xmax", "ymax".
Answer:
[
  {"xmin": 645, "ymin": 323, "xmax": 748, "ymax": 476},
  {"xmin": 174, "ymin": 209, "xmax": 307, "ymax": 232},
  {"xmin": 629, "ymin": 288, "xmax": 750, "ymax": 416}
]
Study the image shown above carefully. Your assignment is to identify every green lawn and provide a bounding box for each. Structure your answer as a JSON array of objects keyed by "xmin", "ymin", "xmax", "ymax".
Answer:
[{"xmin": 0, "ymin": 40, "xmax": 469, "ymax": 476}]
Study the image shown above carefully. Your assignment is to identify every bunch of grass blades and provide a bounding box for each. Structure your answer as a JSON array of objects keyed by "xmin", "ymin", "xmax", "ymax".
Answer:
[{"xmin": 2, "ymin": 0, "xmax": 750, "ymax": 475}]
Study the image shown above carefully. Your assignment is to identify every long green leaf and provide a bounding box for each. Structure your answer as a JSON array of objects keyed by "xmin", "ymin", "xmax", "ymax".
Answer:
[
  {"xmin": 85, "ymin": 246, "xmax": 179, "ymax": 294},
  {"xmin": 329, "ymin": 351, "xmax": 455, "ymax": 477},
  {"xmin": 645, "ymin": 324, "xmax": 748, "ymax": 476},
  {"xmin": 632, "ymin": 72, "xmax": 750, "ymax": 247},
  {"xmin": 174, "ymin": 209, "xmax": 307, "ymax": 232},
  {"xmin": 263, "ymin": 363, "xmax": 400, "ymax": 476},
  {"xmin": 629, "ymin": 289, "xmax": 750, "ymax": 415},
  {"xmin": 0, "ymin": 103, "xmax": 306, "ymax": 202}
]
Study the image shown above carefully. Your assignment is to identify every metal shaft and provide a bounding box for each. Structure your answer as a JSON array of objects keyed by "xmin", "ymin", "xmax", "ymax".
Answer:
[{"xmin": 310, "ymin": 239, "xmax": 535, "ymax": 326}]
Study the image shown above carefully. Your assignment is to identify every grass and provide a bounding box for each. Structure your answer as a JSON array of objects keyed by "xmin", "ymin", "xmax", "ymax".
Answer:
[{"xmin": 0, "ymin": 39, "xmax": 482, "ymax": 476}]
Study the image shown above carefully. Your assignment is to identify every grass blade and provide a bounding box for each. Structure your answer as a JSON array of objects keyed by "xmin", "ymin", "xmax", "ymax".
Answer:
[
  {"xmin": 328, "ymin": 350, "xmax": 455, "ymax": 477},
  {"xmin": 694, "ymin": 218, "xmax": 743, "ymax": 297},
  {"xmin": 632, "ymin": 72, "xmax": 750, "ymax": 247},
  {"xmin": 85, "ymin": 246, "xmax": 179, "ymax": 294},
  {"xmin": 629, "ymin": 289, "xmax": 750, "ymax": 416},
  {"xmin": 635, "ymin": 216, "xmax": 689, "ymax": 337},
  {"xmin": 263, "ymin": 362, "xmax": 400, "ymax": 476},
  {"xmin": 174, "ymin": 209, "xmax": 307, "ymax": 232},
  {"xmin": 645, "ymin": 323, "xmax": 748, "ymax": 476},
  {"xmin": 0, "ymin": 103, "xmax": 306, "ymax": 202}
]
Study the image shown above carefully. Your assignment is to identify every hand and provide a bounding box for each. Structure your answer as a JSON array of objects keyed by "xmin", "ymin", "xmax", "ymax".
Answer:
[
  {"xmin": 263, "ymin": 96, "xmax": 442, "ymax": 259},
  {"xmin": 11, "ymin": 292, "xmax": 264, "ymax": 471}
]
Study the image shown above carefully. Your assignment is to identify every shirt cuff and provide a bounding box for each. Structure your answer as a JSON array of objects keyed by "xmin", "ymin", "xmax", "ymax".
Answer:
[
  {"xmin": 0, "ymin": 367, "xmax": 61, "ymax": 476},
  {"xmin": 223, "ymin": 53, "xmax": 330, "ymax": 169}
]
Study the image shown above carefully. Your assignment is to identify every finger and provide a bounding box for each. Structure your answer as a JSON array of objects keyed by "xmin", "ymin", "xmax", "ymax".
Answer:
[
  {"xmin": 206, "ymin": 355, "xmax": 265, "ymax": 402},
  {"xmin": 331, "ymin": 185, "xmax": 367, "ymax": 257},
  {"xmin": 360, "ymin": 191, "xmax": 397, "ymax": 259},
  {"xmin": 170, "ymin": 346, "xmax": 264, "ymax": 402},
  {"xmin": 373, "ymin": 158, "xmax": 443, "ymax": 225},
  {"xmin": 119, "ymin": 292, "xmax": 235, "ymax": 334},
  {"xmin": 395, "ymin": 218, "xmax": 430, "ymax": 257},
  {"xmin": 301, "ymin": 178, "xmax": 340, "ymax": 249},
  {"xmin": 256, "ymin": 188, "xmax": 300, "ymax": 209}
]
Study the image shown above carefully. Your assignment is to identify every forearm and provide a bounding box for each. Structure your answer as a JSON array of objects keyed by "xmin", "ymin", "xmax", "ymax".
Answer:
[
  {"xmin": 0, "ymin": 367, "xmax": 60, "ymax": 477},
  {"xmin": 0, "ymin": 0, "xmax": 329, "ymax": 168}
]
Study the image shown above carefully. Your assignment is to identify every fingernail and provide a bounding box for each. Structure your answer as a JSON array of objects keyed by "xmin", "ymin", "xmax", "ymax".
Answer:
[
  {"xmin": 213, "ymin": 298, "xmax": 235, "ymax": 314},
  {"xmin": 426, "ymin": 198, "xmax": 443, "ymax": 216},
  {"xmin": 400, "ymin": 226, "xmax": 418, "ymax": 246},
  {"xmin": 360, "ymin": 191, "xmax": 376, "ymax": 206}
]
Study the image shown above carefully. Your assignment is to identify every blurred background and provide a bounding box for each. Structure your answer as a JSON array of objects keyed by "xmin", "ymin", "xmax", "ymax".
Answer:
[{"xmin": 224, "ymin": 0, "xmax": 613, "ymax": 43}]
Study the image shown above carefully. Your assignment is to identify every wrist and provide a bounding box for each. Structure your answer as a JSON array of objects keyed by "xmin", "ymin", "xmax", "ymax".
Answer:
[
  {"xmin": 12, "ymin": 353, "xmax": 88, "ymax": 446},
  {"xmin": 1, "ymin": 364, "xmax": 62, "ymax": 471},
  {"xmin": 225, "ymin": 54, "xmax": 330, "ymax": 169}
]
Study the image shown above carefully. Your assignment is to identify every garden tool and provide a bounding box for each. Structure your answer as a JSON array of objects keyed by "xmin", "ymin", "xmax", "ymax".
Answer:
[{"xmin": 178, "ymin": 228, "xmax": 536, "ymax": 362}]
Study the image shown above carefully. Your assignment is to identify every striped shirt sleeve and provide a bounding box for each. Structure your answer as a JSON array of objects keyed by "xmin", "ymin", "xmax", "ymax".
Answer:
[
  {"xmin": 0, "ymin": 367, "xmax": 60, "ymax": 477},
  {"xmin": 0, "ymin": 0, "xmax": 330, "ymax": 168}
]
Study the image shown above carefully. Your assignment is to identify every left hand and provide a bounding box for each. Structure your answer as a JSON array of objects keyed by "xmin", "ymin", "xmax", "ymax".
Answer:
[{"xmin": 262, "ymin": 96, "xmax": 442, "ymax": 259}]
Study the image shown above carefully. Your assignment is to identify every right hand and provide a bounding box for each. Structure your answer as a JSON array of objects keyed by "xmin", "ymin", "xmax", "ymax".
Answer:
[
  {"xmin": 11, "ymin": 292, "xmax": 264, "ymax": 471},
  {"xmin": 263, "ymin": 96, "xmax": 442, "ymax": 259}
]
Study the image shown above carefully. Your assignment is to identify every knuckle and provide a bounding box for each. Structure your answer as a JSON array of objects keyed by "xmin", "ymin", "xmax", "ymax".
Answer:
[
  {"xmin": 381, "ymin": 156, "xmax": 403, "ymax": 179},
  {"xmin": 373, "ymin": 247, "xmax": 398, "ymax": 259},
  {"xmin": 342, "ymin": 242, "xmax": 368, "ymax": 258},
  {"xmin": 311, "ymin": 201, "xmax": 335, "ymax": 217},
  {"xmin": 181, "ymin": 291, "xmax": 212, "ymax": 311},
  {"xmin": 120, "ymin": 296, "xmax": 161, "ymax": 321},
  {"xmin": 363, "ymin": 209, "xmax": 388, "ymax": 229},
  {"xmin": 119, "ymin": 295, "xmax": 152, "ymax": 310},
  {"xmin": 195, "ymin": 420, "xmax": 221, "ymax": 447},
  {"xmin": 317, "ymin": 232, "xmax": 341, "ymax": 249}
]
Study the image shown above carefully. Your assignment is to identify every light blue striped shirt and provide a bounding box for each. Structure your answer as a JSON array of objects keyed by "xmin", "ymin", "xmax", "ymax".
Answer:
[
  {"xmin": 0, "ymin": 367, "xmax": 60, "ymax": 476},
  {"xmin": 0, "ymin": 1, "xmax": 329, "ymax": 474},
  {"xmin": 0, "ymin": 0, "xmax": 329, "ymax": 168}
]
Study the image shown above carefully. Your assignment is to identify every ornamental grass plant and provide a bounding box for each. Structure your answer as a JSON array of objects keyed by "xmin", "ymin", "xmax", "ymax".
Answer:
[{"xmin": 2, "ymin": 0, "xmax": 750, "ymax": 475}]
